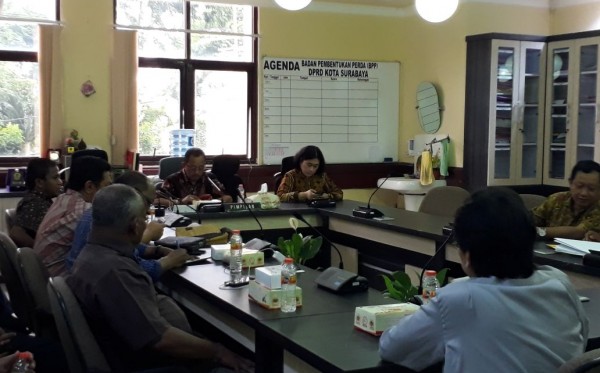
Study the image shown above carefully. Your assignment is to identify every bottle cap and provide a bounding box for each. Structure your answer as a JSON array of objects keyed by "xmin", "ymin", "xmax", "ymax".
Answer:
[
  {"xmin": 17, "ymin": 351, "xmax": 33, "ymax": 360},
  {"xmin": 284, "ymin": 257, "xmax": 294, "ymax": 264},
  {"xmin": 232, "ymin": 229, "xmax": 241, "ymax": 234},
  {"xmin": 425, "ymin": 270, "xmax": 437, "ymax": 276}
]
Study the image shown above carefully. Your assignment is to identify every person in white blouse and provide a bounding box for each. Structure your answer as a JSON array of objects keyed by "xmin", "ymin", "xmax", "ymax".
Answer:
[{"xmin": 379, "ymin": 187, "xmax": 589, "ymax": 373}]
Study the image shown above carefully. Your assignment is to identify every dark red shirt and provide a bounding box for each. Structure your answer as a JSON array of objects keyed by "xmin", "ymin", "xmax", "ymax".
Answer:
[{"xmin": 162, "ymin": 170, "xmax": 226, "ymax": 200}]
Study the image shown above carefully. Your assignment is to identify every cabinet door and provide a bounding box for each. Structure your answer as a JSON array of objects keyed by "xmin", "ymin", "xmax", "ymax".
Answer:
[
  {"xmin": 573, "ymin": 38, "xmax": 600, "ymax": 167},
  {"xmin": 544, "ymin": 41, "xmax": 572, "ymax": 186},
  {"xmin": 515, "ymin": 41, "xmax": 545, "ymax": 184},
  {"xmin": 488, "ymin": 40, "xmax": 544, "ymax": 186},
  {"xmin": 488, "ymin": 40, "xmax": 518, "ymax": 185},
  {"xmin": 544, "ymin": 37, "xmax": 600, "ymax": 187}
]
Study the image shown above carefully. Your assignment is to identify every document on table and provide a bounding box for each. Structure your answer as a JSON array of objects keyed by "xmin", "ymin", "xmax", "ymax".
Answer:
[{"xmin": 553, "ymin": 238, "xmax": 600, "ymax": 256}]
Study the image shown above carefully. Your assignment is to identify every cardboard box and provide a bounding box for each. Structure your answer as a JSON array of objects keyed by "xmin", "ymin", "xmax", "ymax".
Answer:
[
  {"xmin": 354, "ymin": 303, "xmax": 420, "ymax": 336},
  {"xmin": 223, "ymin": 249, "xmax": 264, "ymax": 268},
  {"xmin": 248, "ymin": 280, "xmax": 302, "ymax": 309},
  {"xmin": 255, "ymin": 265, "xmax": 282, "ymax": 289}
]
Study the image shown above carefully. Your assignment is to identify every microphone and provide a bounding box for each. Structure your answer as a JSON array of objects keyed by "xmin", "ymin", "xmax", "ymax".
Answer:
[
  {"xmin": 235, "ymin": 188, "xmax": 264, "ymax": 236},
  {"xmin": 157, "ymin": 187, "xmax": 180, "ymax": 214},
  {"xmin": 418, "ymin": 228, "xmax": 455, "ymax": 294},
  {"xmin": 352, "ymin": 174, "xmax": 391, "ymax": 219},
  {"xmin": 292, "ymin": 212, "xmax": 344, "ymax": 269}
]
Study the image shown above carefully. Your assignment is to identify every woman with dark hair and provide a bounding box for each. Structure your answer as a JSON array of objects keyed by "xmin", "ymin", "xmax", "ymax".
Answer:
[
  {"xmin": 379, "ymin": 187, "xmax": 588, "ymax": 373},
  {"xmin": 276, "ymin": 145, "xmax": 343, "ymax": 202}
]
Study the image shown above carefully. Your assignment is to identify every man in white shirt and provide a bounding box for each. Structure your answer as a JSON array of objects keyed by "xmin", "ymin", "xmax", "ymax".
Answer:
[{"xmin": 379, "ymin": 187, "xmax": 589, "ymax": 373}]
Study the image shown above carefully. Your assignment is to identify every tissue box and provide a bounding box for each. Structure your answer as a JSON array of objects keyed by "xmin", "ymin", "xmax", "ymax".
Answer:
[
  {"xmin": 223, "ymin": 249, "xmax": 264, "ymax": 268},
  {"xmin": 248, "ymin": 280, "xmax": 302, "ymax": 309},
  {"xmin": 354, "ymin": 303, "xmax": 420, "ymax": 336},
  {"xmin": 255, "ymin": 265, "xmax": 282, "ymax": 289},
  {"xmin": 211, "ymin": 244, "xmax": 229, "ymax": 261}
]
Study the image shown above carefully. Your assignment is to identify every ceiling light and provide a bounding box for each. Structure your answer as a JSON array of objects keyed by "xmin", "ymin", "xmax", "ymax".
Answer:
[
  {"xmin": 274, "ymin": 0, "xmax": 312, "ymax": 11},
  {"xmin": 415, "ymin": 0, "xmax": 459, "ymax": 23}
]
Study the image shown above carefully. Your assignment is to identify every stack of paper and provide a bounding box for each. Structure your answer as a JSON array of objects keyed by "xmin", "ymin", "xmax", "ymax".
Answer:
[{"xmin": 554, "ymin": 238, "xmax": 600, "ymax": 256}]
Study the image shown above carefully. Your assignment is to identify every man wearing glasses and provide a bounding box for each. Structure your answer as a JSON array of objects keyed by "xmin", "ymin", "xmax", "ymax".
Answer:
[{"xmin": 161, "ymin": 148, "xmax": 233, "ymax": 204}]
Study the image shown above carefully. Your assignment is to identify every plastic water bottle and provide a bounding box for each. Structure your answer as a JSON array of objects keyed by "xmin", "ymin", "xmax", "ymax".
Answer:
[
  {"xmin": 11, "ymin": 351, "xmax": 33, "ymax": 372},
  {"xmin": 281, "ymin": 258, "xmax": 297, "ymax": 313},
  {"xmin": 229, "ymin": 230, "xmax": 243, "ymax": 282},
  {"xmin": 422, "ymin": 270, "xmax": 440, "ymax": 304},
  {"xmin": 237, "ymin": 184, "xmax": 245, "ymax": 203}
]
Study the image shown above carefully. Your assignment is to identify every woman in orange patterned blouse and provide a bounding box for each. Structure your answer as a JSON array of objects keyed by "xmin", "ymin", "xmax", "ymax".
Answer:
[{"xmin": 277, "ymin": 145, "xmax": 343, "ymax": 202}]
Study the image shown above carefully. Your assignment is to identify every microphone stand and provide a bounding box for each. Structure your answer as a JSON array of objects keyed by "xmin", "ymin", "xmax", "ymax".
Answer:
[
  {"xmin": 292, "ymin": 212, "xmax": 344, "ymax": 269},
  {"xmin": 352, "ymin": 174, "xmax": 392, "ymax": 219},
  {"xmin": 235, "ymin": 189, "xmax": 264, "ymax": 238},
  {"xmin": 418, "ymin": 230, "xmax": 455, "ymax": 294}
]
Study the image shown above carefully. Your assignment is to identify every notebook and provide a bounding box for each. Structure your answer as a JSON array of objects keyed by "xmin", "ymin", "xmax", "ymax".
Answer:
[{"xmin": 553, "ymin": 238, "xmax": 600, "ymax": 256}]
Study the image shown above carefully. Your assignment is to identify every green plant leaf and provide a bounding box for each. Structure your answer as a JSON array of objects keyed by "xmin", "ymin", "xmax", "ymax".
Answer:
[{"xmin": 436, "ymin": 268, "xmax": 449, "ymax": 286}]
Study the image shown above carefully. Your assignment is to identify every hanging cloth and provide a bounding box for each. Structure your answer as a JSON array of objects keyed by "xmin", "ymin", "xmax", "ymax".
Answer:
[
  {"xmin": 420, "ymin": 150, "xmax": 434, "ymax": 186},
  {"xmin": 439, "ymin": 138, "xmax": 450, "ymax": 177}
]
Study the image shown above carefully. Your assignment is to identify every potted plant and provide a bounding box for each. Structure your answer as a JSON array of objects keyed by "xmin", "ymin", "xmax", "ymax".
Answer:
[
  {"xmin": 381, "ymin": 268, "xmax": 449, "ymax": 304},
  {"xmin": 276, "ymin": 218, "xmax": 323, "ymax": 265}
]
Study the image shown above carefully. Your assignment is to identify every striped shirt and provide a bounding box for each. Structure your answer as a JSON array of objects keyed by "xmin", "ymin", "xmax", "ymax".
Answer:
[{"xmin": 34, "ymin": 189, "xmax": 89, "ymax": 276}]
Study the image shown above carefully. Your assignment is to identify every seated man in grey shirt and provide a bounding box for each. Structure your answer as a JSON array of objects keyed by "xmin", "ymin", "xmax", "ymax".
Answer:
[
  {"xmin": 379, "ymin": 187, "xmax": 588, "ymax": 373},
  {"xmin": 67, "ymin": 184, "xmax": 253, "ymax": 372}
]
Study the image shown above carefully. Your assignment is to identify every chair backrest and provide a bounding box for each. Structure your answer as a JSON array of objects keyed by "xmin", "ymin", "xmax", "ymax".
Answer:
[
  {"xmin": 159, "ymin": 156, "xmax": 185, "ymax": 180},
  {"xmin": 47, "ymin": 277, "xmax": 110, "ymax": 373},
  {"xmin": 17, "ymin": 247, "xmax": 54, "ymax": 336},
  {"xmin": 4, "ymin": 208, "xmax": 16, "ymax": 232},
  {"xmin": 559, "ymin": 348, "xmax": 600, "ymax": 373},
  {"xmin": 0, "ymin": 233, "xmax": 34, "ymax": 330},
  {"xmin": 520, "ymin": 193, "xmax": 547, "ymax": 210},
  {"xmin": 209, "ymin": 155, "xmax": 243, "ymax": 198},
  {"xmin": 273, "ymin": 156, "xmax": 295, "ymax": 192},
  {"xmin": 418, "ymin": 186, "xmax": 470, "ymax": 218}
]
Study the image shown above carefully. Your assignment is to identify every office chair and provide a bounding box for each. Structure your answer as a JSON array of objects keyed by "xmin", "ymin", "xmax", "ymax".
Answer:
[
  {"xmin": 17, "ymin": 247, "xmax": 55, "ymax": 337},
  {"xmin": 418, "ymin": 186, "xmax": 470, "ymax": 218},
  {"xmin": 273, "ymin": 156, "xmax": 295, "ymax": 192},
  {"xmin": 158, "ymin": 156, "xmax": 185, "ymax": 181},
  {"xmin": 47, "ymin": 276, "xmax": 111, "ymax": 373},
  {"xmin": 520, "ymin": 193, "xmax": 547, "ymax": 210},
  {"xmin": 4, "ymin": 208, "xmax": 15, "ymax": 232},
  {"xmin": 0, "ymin": 233, "xmax": 34, "ymax": 332},
  {"xmin": 559, "ymin": 348, "xmax": 600, "ymax": 373},
  {"xmin": 208, "ymin": 154, "xmax": 244, "ymax": 199}
]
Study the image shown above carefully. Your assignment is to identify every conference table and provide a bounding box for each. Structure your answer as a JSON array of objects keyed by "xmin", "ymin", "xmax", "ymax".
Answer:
[{"xmin": 159, "ymin": 200, "xmax": 600, "ymax": 372}]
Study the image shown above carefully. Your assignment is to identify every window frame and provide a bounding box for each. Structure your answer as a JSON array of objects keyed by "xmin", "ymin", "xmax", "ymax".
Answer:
[
  {"xmin": 115, "ymin": 1, "xmax": 259, "ymax": 163},
  {"xmin": 0, "ymin": 0, "xmax": 60, "ymax": 165}
]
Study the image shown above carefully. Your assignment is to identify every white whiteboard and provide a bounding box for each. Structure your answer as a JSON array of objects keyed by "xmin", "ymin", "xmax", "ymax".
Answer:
[{"xmin": 262, "ymin": 57, "xmax": 399, "ymax": 165}]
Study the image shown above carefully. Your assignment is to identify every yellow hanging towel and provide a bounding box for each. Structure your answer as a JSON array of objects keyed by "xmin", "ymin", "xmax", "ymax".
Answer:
[{"xmin": 420, "ymin": 150, "xmax": 434, "ymax": 186}]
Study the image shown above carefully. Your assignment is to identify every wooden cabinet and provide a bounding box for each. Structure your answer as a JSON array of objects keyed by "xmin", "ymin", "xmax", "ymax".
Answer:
[
  {"xmin": 465, "ymin": 34, "xmax": 546, "ymax": 192},
  {"xmin": 544, "ymin": 37, "xmax": 600, "ymax": 186}
]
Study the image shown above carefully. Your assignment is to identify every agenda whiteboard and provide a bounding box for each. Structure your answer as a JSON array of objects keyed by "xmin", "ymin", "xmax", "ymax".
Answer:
[{"xmin": 262, "ymin": 57, "xmax": 399, "ymax": 165}]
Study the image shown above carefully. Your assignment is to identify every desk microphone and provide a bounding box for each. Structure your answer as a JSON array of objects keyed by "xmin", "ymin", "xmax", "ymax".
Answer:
[
  {"xmin": 418, "ymin": 229, "xmax": 455, "ymax": 294},
  {"xmin": 292, "ymin": 212, "xmax": 344, "ymax": 269},
  {"xmin": 157, "ymin": 187, "xmax": 180, "ymax": 214},
  {"xmin": 352, "ymin": 174, "xmax": 391, "ymax": 219},
  {"xmin": 235, "ymin": 189, "xmax": 264, "ymax": 237}
]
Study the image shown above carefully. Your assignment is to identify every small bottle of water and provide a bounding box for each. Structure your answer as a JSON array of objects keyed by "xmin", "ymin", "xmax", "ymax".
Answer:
[
  {"xmin": 237, "ymin": 184, "xmax": 245, "ymax": 203},
  {"xmin": 281, "ymin": 258, "xmax": 297, "ymax": 313},
  {"xmin": 229, "ymin": 230, "xmax": 243, "ymax": 283},
  {"xmin": 422, "ymin": 270, "xmax": 440, "ymax": 304},
  {"xmin": 11, "ymin": 352, "xmax": 33, "ymax": 372}
]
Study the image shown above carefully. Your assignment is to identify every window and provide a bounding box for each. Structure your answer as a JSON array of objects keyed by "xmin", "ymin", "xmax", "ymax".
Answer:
[
  {"xmin": 115, "ymin": 0, "xmax": 257, "ymax": 160},
  {"xmin": 0, "ymin": 0, "xmax": 59, "ymax": 157}
]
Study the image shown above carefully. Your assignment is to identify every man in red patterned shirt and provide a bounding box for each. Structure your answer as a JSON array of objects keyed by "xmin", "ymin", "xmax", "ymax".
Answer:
[{"xmin": 34, "ymin": 156, "xmax": 112, "ymax": 276}]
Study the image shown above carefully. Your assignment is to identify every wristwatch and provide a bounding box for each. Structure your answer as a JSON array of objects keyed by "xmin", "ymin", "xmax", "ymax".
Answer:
[{"xmin": 536, "ymin": 227, "xmax": 547, "ymax": 238}]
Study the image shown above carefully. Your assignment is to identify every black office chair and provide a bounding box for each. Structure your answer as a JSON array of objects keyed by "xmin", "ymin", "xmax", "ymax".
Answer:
[
  {"xmin": 208, "ymin": 155, "xmax": 244, "ymax": 200},
  {"xmin": 273, "ymin": 156, "xmax": 295, "ymax": 192},
  {"xmin": 158, "ymin": 156, "xmax": 185, "ymax": 180}
]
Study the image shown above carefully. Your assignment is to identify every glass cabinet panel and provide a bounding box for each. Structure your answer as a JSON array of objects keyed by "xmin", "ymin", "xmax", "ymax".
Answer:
[
  {"xmin": 494, "ymin": 47, "xmax": 514, "ymax": 179},
  {"xmin": 548, "ymin": 47, "xmax": 570, "ymax": 180},
  {"xmin": 520, "ymin": 47, "xmax": 542, "ymax": 179},
  {"xmin": 576, "ymin": 44, "xmax": 598, "ymax": 162}
]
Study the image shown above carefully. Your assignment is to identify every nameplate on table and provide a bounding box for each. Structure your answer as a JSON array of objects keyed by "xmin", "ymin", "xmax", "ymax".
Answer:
[{"xmin": 224, "ymin": 202, "xmax": 261, "ymax": 212}]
